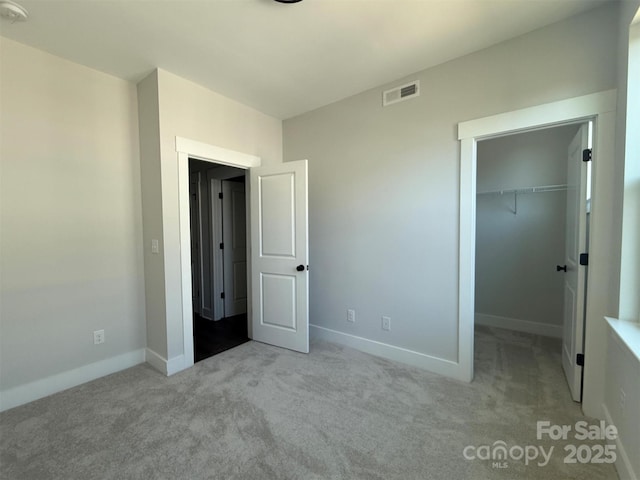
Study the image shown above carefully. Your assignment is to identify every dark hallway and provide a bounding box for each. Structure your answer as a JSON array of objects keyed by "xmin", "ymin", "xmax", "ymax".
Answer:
[{"xmin": 193, "ymin": 313, "xmax": 249, "ymax": 362}]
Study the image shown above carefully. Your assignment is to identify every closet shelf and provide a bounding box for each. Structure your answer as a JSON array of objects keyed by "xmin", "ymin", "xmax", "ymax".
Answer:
[
  {"xmin": 477, "ymin": 184, "xmax": 568, "ymax": 196},
  {"xmin": 476, "ymin": 184, "xmax": 568, "ymax": 215}
]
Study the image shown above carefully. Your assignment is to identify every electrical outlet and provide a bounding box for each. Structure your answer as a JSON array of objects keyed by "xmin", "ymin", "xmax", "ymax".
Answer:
[
  {"xmin": 347, "ymin": 309, "xmax": 356, "ymax": 323},
  {"xmin": 93, "ymin": 329, "xmax": 105, "ymax": 345},
  {"xmin": 382, "ymin": 316, "xmax": 391, "ymax": 331}
]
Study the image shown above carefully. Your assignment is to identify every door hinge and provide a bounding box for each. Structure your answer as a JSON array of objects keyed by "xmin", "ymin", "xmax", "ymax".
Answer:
[
  {"xmin": 220, "ymin": 292, "xmax": 225, "ymax": 299},
  {"xmin": 576, "ymin": 353, "xmax": 585, "ymax": 366},
  {"xmin": 582, "ymin": 149, "xmax": 592, "ymax": 162},
  {"xmin": 579, "ymin": 253, "xmax": 589, "ymax": 266},
  {"xmin": 219, "ymin": 192, "xmax": 223, "ymax": 199},
  {"xmin": 219, "ymin": 243, "xmax": 224, "ymax": 250}
]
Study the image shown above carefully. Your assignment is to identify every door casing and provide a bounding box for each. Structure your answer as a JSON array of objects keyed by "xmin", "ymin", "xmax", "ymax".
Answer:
[
  {"xmin": 457, "ymin": 90, "xmax": 617, "ymax": 419},
  {"xmin": 177, "ymin": 137, "xmax": 260, "ymax": 371}
]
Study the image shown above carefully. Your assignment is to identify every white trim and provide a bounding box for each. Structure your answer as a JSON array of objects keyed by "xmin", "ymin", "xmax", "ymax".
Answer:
[
  {"xmin": 458, "ymin": 136, "xmax": 476, "ymax": 382},
  {"xmin": 174, "ymin": 137, "xmax": 261, "ymax": 376},
  {"xmin": 606, "ymin": 317, "xmax": 640, "ymax": 363},
  {"xmin": 310, "ymin": 324, "xmax": 466, "ymax": 381},
  {"xmin": 176, "ymin": 137, "xmax": 260, "ymax": 169},
  {"xmin": 144, "ymin": 347, "xmax": 167, "ymax": 374},
  {"xmin": 178, "ymin": 151, "xmax": 195, "ymax": 371},
  {"xmin": 457, "ymin": 90, "xmax": 618, "ymax": 401},
  {"xmin": 145, "ymin": 348, "xmax": 186, "ymax": 376},
  {"xmin": 0, "ymin": 349, "xmax": 145, "ymax": 412},
  {"xmin": 166, "ymin": 355, "xmax": 186, "ymax": 375},
  {"xmin": 475, "ymin": 314, "xmax": 562, "ymax": 338},
  {"xmin": 458, "ymin": 90, "xmax": 617, "ymax": 140},
  {"xmin": 603, "ymin": 402, "xmax": 638, "ymax": 480}
]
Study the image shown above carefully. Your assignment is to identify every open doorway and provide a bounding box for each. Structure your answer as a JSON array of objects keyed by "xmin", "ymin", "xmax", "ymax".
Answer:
[
  {"xmin": 174, "ymin": 138, "xmax": 309, "ymax": 376},
  {"xmin": 189, "ymin": 158, "xmax": 249, "ymax": 362},
  {"xmin": 457, "ymin": 91, "xmax": 617, "ymax": 417},
  {"xmin": 473, "ymin": 122, "xmax": 592, "ymax": 401}
]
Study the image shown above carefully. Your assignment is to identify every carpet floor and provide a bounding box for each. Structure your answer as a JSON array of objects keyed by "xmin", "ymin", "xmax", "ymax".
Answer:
[{"xmin": 0, "ymin": 326, "xmax": 618, "ymax": 479}]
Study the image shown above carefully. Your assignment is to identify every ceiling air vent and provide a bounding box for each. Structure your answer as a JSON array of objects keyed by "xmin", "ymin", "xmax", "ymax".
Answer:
[{"xmin": 382, "ymin": 80, "xmax": 420, "ymax": 107}]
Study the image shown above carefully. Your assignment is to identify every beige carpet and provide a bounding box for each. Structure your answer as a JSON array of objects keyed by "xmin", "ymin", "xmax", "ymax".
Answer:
[{"xmin": 0, "ymin": 326, "xmax": 618, "ymax": 479}]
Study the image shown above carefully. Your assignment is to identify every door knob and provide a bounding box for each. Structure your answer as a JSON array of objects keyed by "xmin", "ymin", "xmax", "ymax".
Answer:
[
  {"xmin": 296, "ymin": 265, "xmax": 305, "ymax": 272},
  {"xmin": 556, "ymin": 265, "xmax": 567, "ymax": 272}
]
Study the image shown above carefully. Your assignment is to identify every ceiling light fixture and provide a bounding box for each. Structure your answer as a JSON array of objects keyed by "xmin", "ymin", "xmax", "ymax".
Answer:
[
  {"xmin": 0, "ymin": 1, "xmax": 28, "ymax": 22},
  {"xmin": 274, "ymin": 0, "xmax": 303, "ymax": 3}
]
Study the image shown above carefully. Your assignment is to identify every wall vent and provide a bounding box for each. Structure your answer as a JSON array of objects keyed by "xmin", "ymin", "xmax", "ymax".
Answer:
[{"xmin": 382, "ymin": 80, "xmax": 420, "ymax": 106}]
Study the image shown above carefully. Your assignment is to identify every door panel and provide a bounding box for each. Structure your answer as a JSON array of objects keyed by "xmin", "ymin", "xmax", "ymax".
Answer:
[
  {"xmin": 261, "ymin": 273, "xmax": 297, "ymax": 330},
  {"xmin": 250, "ymin": 160, "xmax": 309, "ymax": 353},
  {"xmin": 259, "ymin": 174, "xmax": 296, "ymax": 257},
  {"xmin": 563, "ymin": 283, "xmax": 576, "ymax": 359},
  {"xmin": 561, "ymin": 124, "xmax": 589, "ymax": 402}
]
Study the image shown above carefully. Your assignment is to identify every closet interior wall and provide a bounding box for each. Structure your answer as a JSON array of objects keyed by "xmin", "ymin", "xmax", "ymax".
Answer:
[{"xmin": 475, "ymin": 125, "xmax": 581, "ymax": 336}]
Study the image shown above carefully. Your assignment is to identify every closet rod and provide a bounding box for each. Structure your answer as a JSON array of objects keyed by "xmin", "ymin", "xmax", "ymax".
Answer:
[{"xmin": 476, "ymin": 183, "xmax": 568, "ymax": 196}]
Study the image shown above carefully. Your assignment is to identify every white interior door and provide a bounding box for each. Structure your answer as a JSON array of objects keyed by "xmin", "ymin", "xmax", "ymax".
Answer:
[
  {"xmin": 250, "ymin": 160, "xmax": 309, "ymax": 353},
  {"xmin": 561, "ymin": 124, "xmax": 589, "ymax": 402},
  {"xmin": 222, "ymin": 179, "xmax": 247, "ymax": 317}
]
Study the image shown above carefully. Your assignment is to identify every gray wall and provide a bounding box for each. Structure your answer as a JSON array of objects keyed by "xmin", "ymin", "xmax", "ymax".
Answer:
[
  {"xmin": 283, "ymin": 5, "xmax": 618, "ymax": 363},
  {"xmin": 605, "ymin": 325, "xmax": 640, "ymax": 479},
  {"xmin": 138, "ymin": 69, "xmax": 282, "ymax": 363},
  {"xmin": 137, "ymin": 71, "xmax": 167, "ymax": 359},
  {"xmin": 0, "ymin": 38, "xmax": 145, "ymax": 391},
  {"xmin": 618, "ymin": 12, "xmax": 640, "ymax": 322},
  {"xmin": 475, "ymin": 126, "xmax": 578, "ymax": 329},
  {"xmin": 602, "ymin": 3, "xmax": 640, "ymax": 478}
]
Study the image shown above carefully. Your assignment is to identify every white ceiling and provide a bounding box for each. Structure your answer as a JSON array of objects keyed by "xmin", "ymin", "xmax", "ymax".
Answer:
[{"xmin": 0, "ymin": 0, "xmax": 611, "ymax": 119}]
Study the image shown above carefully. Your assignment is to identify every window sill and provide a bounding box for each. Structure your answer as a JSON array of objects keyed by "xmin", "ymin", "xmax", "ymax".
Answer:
[{"xmin": 605, "ymin": 317, "xmax": 640, "ymax": 363}]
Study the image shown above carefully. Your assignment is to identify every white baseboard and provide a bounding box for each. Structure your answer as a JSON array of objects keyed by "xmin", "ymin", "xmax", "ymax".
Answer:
[
  {"xmin": 0, "ymin": 349, "xmax": 146, "ymax": 413},
  {"xmin": 144, "ymin": 348, "xmax": 168, "ymax": 374},
  {"xmin": 310, "ymin": 324, "xmax": 467, "ymax": 382},
  {"xmin": 144, "ymin": 348, "xmax": 187, "ymax": 376},
  {"xmin": 603, "ymin": 403, "xmax": 638, "ymax": 480},
  {"xmin": 475, "ymin": 313, "xmax": 562, "ymax": 338},
  {"xmin": 201, "ymin": 307, "xmax": 213, "ymax": 321}
]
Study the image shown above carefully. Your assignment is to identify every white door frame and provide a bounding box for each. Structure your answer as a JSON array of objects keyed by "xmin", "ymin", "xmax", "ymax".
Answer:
[
  {"xmin": 457, "ymin": 90, "xmax": 617, "ymax": 396},
  {"xmin": 176, "ymin": 137, "xmax": 260, "ymax": 370}
]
